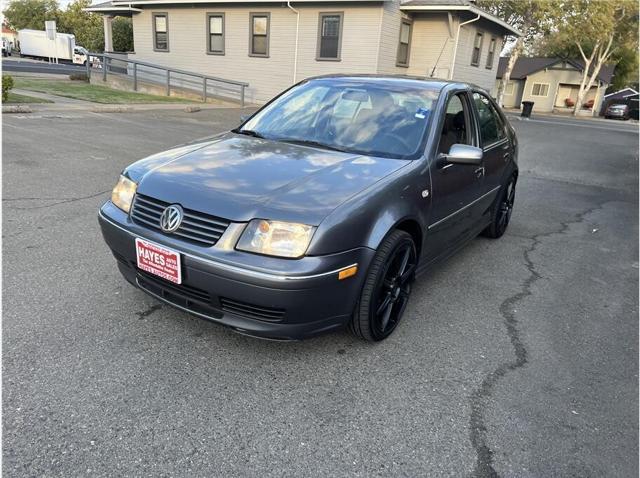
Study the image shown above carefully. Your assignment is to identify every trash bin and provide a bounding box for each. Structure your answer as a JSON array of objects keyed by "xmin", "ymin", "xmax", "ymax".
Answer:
[{"xmin": 521, "ymin": 101, "xmax": 534, "ymax": 118}]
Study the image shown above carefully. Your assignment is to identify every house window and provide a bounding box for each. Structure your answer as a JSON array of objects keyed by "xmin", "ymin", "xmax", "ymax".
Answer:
[
  {"xmin": 317, "ymin": 13, "xmax": 343, "ymax": 60},
  {"xmin": 396, "ymin": 19, "xmax": 412, "ymax": 67},
  {"xmin": 250, "ymin": 13, "xmax": 269, "ymax": 57},
  {"xmin": 504, "ymin": 81, "xmax": 515, "ymax": 95},
  {"xmin": 531, "ymin": 83, "xmax": 550, "ymax": 97},
  {"xmin": 153, "ymin": 13, "xmax": 168, "ymax": 51},
  {"xmin": 471, "ymin": 32, "xmax": 483, "ymax": 66},
  {"xmin": 485, "ymin": 37, "xmax": 496, "ymax": 69},
  {"xmin": 207, "ymin": 14, "xmax": 224, "ymax": 55}
]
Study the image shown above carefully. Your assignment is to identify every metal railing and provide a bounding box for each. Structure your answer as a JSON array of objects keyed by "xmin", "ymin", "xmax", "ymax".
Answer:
[{"xmin": 87, "ymin": 52, "xmax": 249, "ymax": 106}]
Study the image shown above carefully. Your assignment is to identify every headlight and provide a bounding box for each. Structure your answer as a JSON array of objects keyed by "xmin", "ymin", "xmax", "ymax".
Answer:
[
  {"xmin": 236, "ymin": 219, "xmax": 315, "ymax": 258},
  {"xmin": 111, "ymin": 175, "xmax": 137, "ymax": 213}
]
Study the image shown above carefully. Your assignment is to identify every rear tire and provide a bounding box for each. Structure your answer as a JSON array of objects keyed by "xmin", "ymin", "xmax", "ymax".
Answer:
[
  {"xmin": 482, "ymin": 174, "xmax": 517, "ymax": 239},
  {"xmin": 349, "ymin": 230, "xmax": 417, "ymax": 342}
]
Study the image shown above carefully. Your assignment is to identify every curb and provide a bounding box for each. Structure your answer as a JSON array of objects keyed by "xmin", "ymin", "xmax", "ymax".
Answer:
[{"xmin": 2, "ymin": 105, "xmax": 33, "ymax": 114}]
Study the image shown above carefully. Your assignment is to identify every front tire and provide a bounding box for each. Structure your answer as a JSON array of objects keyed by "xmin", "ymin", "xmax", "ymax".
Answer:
[
  {"xmin": 483, "ymin": 174, "xmax": 517, "ymax": 239},
  {"xmin": 349, "ymin": 230, "xmax": 417, "ymax": 342}
]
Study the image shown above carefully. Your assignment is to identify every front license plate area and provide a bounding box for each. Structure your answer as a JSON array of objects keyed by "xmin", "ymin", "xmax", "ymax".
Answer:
[{"xmin": 135, "ymin": 238, "xmax": 182, "ymax": 284}]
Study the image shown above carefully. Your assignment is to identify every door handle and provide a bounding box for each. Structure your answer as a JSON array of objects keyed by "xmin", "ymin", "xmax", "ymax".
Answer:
[{"xmin": 474, "ymin": 167, "xmax": 485, "ymax": 178}]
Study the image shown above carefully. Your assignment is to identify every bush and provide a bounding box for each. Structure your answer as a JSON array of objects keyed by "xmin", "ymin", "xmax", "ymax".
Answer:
[
  {"xmin": 69, "ymin": 72, "xmax": 89, "ymax": 82},
  {"xmin": 564, "ymin": 98, "xmax": 575, "ymax": 107},
  {"xmin": 2, "ymin": 74, "xmax": 14, "ymax": 102}
]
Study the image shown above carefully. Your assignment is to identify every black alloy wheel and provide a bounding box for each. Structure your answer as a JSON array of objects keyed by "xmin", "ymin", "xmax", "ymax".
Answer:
[
  {"xmin": 350, "ymin": 230, "xmax": 417, "ymax": 341},
  {"xmin": 483, "ymin": 175, "xmax": 516, "ymax": 239}
]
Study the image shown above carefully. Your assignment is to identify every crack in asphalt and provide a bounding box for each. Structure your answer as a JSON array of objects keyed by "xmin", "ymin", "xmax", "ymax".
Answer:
[
  {"xmin": 469, "ymin": 202, "xmax": 607, "ymax": 478},
  {"xmin": 4, "ymin": 190, "xmax": 110, "ymax": 210}
]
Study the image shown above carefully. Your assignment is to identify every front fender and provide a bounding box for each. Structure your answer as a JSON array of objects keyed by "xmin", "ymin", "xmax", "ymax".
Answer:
[{"xmin": 307, "ymin": 162, "xmax": 430, "ymax": 256}]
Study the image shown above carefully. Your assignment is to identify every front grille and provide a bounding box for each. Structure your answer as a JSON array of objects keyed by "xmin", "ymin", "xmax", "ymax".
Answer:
[
  {"xmin": 219, "ymin": 297, "xmax": 285, "ymax": 323},
  {"xmin": 131, "ymin": 193, "xmax": 230, "ymax": 247}
]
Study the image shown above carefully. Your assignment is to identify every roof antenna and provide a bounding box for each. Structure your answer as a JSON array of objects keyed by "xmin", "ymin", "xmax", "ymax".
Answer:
[{"xmin": 430, "ymin": 38, "xmax": 449, "ymax": 78}]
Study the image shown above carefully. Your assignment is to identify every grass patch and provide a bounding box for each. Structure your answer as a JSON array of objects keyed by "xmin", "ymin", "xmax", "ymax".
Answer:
[
  {"xmin": 13, "ymin": 78, "xmax": 193, "ymax": 104},
  {"xmin": 5, "ymin": 92, "xmax": 54, "ymax": 104}
]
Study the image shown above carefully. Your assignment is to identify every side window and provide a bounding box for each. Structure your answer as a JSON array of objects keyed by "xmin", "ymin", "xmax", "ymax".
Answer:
[
  {"xmin": 472, "ymin": 92, "xmax": 506, "ymax": 148},
  {"xmin": 153, "ymin": 13, "xmax": 169, "ymax": 51},
  {"xmin": 438, "ymin": 93, "xmax": 471, "ymax": 155},
  {"xmin": 471, "ymin": 32, "xmax": 483, "ymax": 66},
  {"xmin": 317, "ymin": 13, "xmax": 343, "ymax": 60},
  {"xmin": 249, "ymin": 13, "xmax": 270, "ymax": 57},
  {"xmin": 207, "ymin": 13, "xmax": 224, "ymax": 55}
]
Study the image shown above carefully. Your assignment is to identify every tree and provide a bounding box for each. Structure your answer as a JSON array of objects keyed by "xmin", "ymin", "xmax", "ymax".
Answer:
[
  {"xmin": 3, "ymin": 0, "xmax": 61, "ymax": 31},
  {"xmin": 58, "ymin": 0, "xmax": 103, "ymax": 51},
  {"xmin": 477, "ymin": 0, "xmax": 560, "ymax": 107},
  {"xmin": 113, "ymin": 17, "xmax": 133, "ymax": 52},
  {"xmin": 539, "ymin": 0, "xmax": 638, "ymax": 115}
]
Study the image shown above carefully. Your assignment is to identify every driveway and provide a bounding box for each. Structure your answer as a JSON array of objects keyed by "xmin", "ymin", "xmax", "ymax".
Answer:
[{"xmin": 3, "ymin": 110, "xmax": 638, "ymax": 477}]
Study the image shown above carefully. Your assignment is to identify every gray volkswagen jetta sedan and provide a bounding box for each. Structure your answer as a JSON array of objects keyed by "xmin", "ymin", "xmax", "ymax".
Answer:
[{"xmin": 99, "ymin": 75, "xmax": 518, "ymax": 341}]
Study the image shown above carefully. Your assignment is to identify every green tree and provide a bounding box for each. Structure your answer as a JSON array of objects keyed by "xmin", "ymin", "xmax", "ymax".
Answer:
[
  {"xmin": 113, "ymin": 17, "xmax": 133, "ymax": 52},
  {"xmin": 3, "ymin": 0, "xmax": 61, "ymax": 31},
  {"xmin": 537, "ymin": 0, "xmax": 638, "ymax": 115},
  {"xmin": 58, "ymin": 0, "xmax": 103, "ymax": 51},
  {"xmin": 477, "ymin": 0, "xmax": 560, "ymax": 107}
]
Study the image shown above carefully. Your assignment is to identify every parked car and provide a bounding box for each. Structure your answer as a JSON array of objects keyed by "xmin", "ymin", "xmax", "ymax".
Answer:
[
  {"xmin": 99, "ymin": 75, "xmax": 518, "ymax": 342},
  {"xmin": 604, "ymin": 103, "xmax": 631, "ymax": 120}
]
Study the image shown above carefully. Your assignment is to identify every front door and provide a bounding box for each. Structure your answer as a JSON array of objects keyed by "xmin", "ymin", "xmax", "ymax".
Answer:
[{"xmin": 424, "ymin": 91, "xmax": 485, "ymax": 262}]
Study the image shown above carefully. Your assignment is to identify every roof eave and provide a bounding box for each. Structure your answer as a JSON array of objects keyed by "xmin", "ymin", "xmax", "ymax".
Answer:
[
  {"xmin": 111, "ymin": 0, "xmax": 386, "ymax": 5},
  {"xmin": 399, "ymin": 4, "xmax": 521, "ymax": 36}
]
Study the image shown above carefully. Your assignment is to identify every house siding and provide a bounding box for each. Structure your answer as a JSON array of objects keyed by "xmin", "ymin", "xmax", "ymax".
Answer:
[
  {"xmin": 521, "ymin": 66, "xmax": 607, "ymax": 113},
  {"xmin": 495, "ymin": 79, "xmax": 525, "ymax": 108},
  {"xmin": 131, "ymin": 4, "xmax": 383, "ymax": 104},
  {"xmin": 452, "ymin": 19, "xmax": 503, "ymax": 92},
  {"xmin": 406, "ymin": 13, "xmax": 456, "ymax": 79}
]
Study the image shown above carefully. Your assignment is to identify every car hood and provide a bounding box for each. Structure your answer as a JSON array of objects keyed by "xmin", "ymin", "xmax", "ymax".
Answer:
[{"xmin": 128, "ymin": 133, "xmax": 409, "ymax": 225}]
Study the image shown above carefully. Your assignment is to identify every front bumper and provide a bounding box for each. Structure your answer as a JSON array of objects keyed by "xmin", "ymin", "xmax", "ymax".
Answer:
[{"xmin": 98, "ymin": 201, "xmax": 375, "ymax": 340}]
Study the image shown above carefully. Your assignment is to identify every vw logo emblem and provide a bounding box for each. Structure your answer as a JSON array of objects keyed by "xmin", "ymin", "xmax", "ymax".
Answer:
[{"xmin": 160, "ymin": 205, "xmax": 183, "ymax": 233}]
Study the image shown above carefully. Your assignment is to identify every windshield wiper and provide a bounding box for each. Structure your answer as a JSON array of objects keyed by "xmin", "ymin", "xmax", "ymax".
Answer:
[
  {"xmin": 277, "ymin": 138, "xmax": 349, "ymax": 153},
  {"xmin": 234, "ymin": 129, "xmax": 266, "ymax": 139}
]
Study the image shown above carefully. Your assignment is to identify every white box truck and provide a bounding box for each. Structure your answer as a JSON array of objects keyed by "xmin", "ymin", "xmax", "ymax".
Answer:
[{"xmin": 18, "ymin": 29, "xmax": 88, "ymax": 64}]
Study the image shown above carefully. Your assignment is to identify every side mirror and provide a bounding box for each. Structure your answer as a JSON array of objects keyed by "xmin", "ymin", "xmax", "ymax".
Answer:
[{"xmin": 439, "ymin": 144, "xmax": 483, "ymax": 166}]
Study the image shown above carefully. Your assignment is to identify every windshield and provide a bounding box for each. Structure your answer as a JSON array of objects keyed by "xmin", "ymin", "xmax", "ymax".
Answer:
[{"xmin": 239, "ymin": 78, "xmax": 441, "ymax": 159}]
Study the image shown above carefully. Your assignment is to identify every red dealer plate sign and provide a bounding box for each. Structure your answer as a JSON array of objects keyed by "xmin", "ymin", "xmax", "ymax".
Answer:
[{"xmin": 135, "ymin": 238, "xmax": 182, "ymax": 284}]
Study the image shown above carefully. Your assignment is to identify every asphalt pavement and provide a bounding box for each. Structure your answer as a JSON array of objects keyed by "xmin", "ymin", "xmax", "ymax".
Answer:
[
  {"xmin": 2, "ymin": 58, "xmax": 86, "ymax": 75},
  {"xmin": 3, "ymin": 109, "xmax": 638, "ymax": 477}
]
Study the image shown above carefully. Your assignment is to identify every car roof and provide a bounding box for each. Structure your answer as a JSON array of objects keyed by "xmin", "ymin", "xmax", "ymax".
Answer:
[{"xmin": 303, "ymin": 74, "xmax": 478, "ymax": 92}]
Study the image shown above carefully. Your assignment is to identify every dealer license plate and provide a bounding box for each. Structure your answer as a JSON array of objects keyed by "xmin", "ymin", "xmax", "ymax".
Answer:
[{"xmin": 135, "ymin": 238, "xmax": 182, "ymax": 284}]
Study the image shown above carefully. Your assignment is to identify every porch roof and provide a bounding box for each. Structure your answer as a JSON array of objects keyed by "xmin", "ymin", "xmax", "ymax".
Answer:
[{"xmin": 399, "ymin": 0, "xmax": 521, "ymax": 36}]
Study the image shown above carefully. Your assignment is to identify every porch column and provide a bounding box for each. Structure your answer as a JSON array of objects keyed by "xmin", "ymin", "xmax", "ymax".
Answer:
[{"xmin": 103, "ymin": 15, "xmax": 114, "ymax": 52}]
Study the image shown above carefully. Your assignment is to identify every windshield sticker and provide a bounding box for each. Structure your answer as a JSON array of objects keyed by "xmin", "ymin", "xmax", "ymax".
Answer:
[{"xmin": 415, "ymin": 108, "xmax": 430, "ymax": 119}]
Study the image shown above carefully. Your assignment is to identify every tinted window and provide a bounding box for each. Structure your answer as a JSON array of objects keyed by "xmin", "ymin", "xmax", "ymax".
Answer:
[
  {"xmin": 438, "ymin": 94, "xmax": 471, "ymax": 154},
  {"xmin": 473, "ymin": 92, "xmax": 505, "ymax": 147},
  {"xmin": 241, "ymin": 79, "xmax": 440, "ymax": 159}
]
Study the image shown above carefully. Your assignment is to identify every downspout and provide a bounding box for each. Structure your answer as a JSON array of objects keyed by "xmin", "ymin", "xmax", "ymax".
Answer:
[
  {"xmin": 287, "ymin": 1, "xmax": 300, "ymax": 84},
  {"xmin": 449, "ymin": 13, "xmax": 480, "ymax": 80}
]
